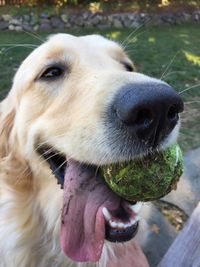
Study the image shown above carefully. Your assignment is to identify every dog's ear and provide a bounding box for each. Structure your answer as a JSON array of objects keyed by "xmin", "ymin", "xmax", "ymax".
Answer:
[
  {"xmin": 0, "ymin": 95, "xmax": 16, "ymax": 159},
  {"xmin": 0, "ymin": 95, "xmax": 33, "ymax": 191}
]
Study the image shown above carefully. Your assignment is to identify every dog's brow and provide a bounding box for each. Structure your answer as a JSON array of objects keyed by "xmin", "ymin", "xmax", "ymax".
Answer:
[{"xmin": 109, "ymin": 47, "xmax": 130, "ymax": 61}]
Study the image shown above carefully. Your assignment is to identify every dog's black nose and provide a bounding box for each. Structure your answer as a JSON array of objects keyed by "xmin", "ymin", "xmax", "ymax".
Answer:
[{"xmin": 113, "ymin": 83, "xmax": 184, "ymax": 147}]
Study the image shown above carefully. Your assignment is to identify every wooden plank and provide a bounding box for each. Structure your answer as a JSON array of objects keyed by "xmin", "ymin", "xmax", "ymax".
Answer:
[{"xmin": 158, "ymin": 202, "xmax": 200, "ymax": 267}]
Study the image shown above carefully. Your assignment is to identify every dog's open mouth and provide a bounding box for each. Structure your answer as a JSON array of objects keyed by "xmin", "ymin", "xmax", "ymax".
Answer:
[{"xmin": 38, "ymin": 145, "xmax": 141, "ymax": 262}]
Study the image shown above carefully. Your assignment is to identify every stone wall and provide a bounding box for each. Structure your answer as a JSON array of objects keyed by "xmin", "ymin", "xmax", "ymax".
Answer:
[{"xmin": 0, "ymin": 10, "xmax": 200, "ymax": 31}]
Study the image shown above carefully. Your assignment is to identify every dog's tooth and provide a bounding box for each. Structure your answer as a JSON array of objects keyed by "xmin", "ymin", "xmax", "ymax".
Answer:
[
  {"xmin": 130, "ymin": 218, "xmax": 136, "ymax": 226},
  {"xmin": 123, "ymin": 222, "xmax": 131, "ymax": 228},
  {"xmin": 130, "ymin": 202, "xmax": 143, "ymax": 213},
  {"xmin": 103, "ymin": 206, "xmax": 141, "ymax": 230},
  {"xmin": 109, "ymin": 219, "xmax": 140, "ymax": 229},
  {"xmin": 102, "ymin": 207, "xmax": 112, "ymax": 221},
  {"xmin": 130, "ymin": 215, "xmax": 141, "ymax": 226},
  {"xmin": 117, "ymin": 222, "xmax": 126, "ymax": 228},
  {"xmin": 109, "ymin": 220, "xmax": 118, "ymax": 228}
]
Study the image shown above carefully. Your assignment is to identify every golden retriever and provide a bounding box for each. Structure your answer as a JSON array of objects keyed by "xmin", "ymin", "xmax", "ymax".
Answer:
[{"xmin": 0, "ymin": 33, "xmax": 183, "ymax": 267}]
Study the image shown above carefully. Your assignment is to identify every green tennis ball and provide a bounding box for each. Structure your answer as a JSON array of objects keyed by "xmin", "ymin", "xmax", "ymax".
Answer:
[{"xmin": 103, "ymin": 144, "xmax": 183, "ymax": 202}]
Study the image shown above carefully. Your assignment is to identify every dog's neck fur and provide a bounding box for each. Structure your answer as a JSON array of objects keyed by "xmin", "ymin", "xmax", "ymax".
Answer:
[
  {"xmin": 0, "ymin": 152, "xmax": 128, "ymax": 267},
  {"xmin": 0, "ymin": 152, "xmax": 148, "ymax": 267},
  {"xmin": 0, "ymin": 107, "xmax": 148, "ymax": 267}
]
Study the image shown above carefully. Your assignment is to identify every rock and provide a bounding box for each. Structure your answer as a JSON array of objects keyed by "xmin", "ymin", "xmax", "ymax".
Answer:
[
  {"xmin": 61, "ymin": 14, "xmax": 68, "ymax": 23},
  {"xmin": 30, "ymin": 15, "xmax": 39, "ymax": 26},
  {"xmin": 82, "ymin": 11, "xmax": 91, "ymax": 20},
  {"xmin": 39, "ymin": 18, "xmax": 50, "ymax": 24},
  {"xmin": 40, "ymin": 12, "xmax": 49, "ymax": 19},
  {"xmin": 0, "ymin": 21, "xmax": 8, "ymax": 30},
  {"xmin": 151, "ymin": 14, "xmax": 162, "ymax": 26},
  {"xmin": 99, "ymin": 16, "xmax": 110, "ymax": 28},
  {"xmin": 64, "ymin": 22, "xmax": 71, "ymax": 28},
  {"xmin": 23, "ymin": 15, "xmax": 30, "ymax": 22},
  {"xmin": 0, "ymin": 10, "xmax": 199, "ymax": 32},
  {"xmin": 175, "ymin": 17, "xmax": 182, "ymax": 25},
  {"xmin": 8, "ymin": 24, "xmax": 15, "ymax": 31},
  {"xmin": 2, "ymin": 14, "xmax": 12, "ymax": 21},
  {"xmin": 163, "ymin": 147, "xmax": 200, "ymax": 216},
  {"xmin": 97, "ymin": 23, "xmax": 109, "ymax": 29},
  {"xmin": 83, "ymin": 21, "xmax": 92, "ymax": 28},
  {"xmin": 127, "ymin": 13, "xmax": 137, "ymax": 21},
  {"xmin": 22, "ymin": 23, "xmax": 33, "ymax": 31},
  {"xmin": 33, "ymin": 24, "xmax": 39, "ymax": 31},
  {"xmin": 140, "ymin": 13, "xmax": 146, "ymax": 18},
  {"xmin": 39, "ymin": 23, "xmax": 51, "ymax": 30},
  {"xmin": 113, "ymin": 19, "xmax": 123, "ymax": 28},
  {"xmin": 74, "ymin": 16, "xmax": 84, "ymax": 27},
  {"xmin": 50, "ymin": 17, "xmax": 64, "ymax": 28},
  {"xmin": 107, "ymin": 14, "xmax": 114, "ymax": 23},
  {"xmin": 161, "ymin": 15, "xmax": 175, "ymax": 24},
  {"xmin": 122, "ymin": 16, "xmax": 132, "ymax": 28},
  {"xmin": 15, "ymin": 25, "xmax": 22, "ymax": 31},
  {"xmin": 18, "ymin": 16, "xmax": 23, "ymax": 23},
  {"xmin": 9, "ymin": 18, "xmax": 21, "ymax": 26},
  {"xmin": 68, "ymin": 14, "xmax": 76, "ymax": 24},
  {"xmin": 194, "ymin": 12, "xmax": 200, "ymax": 22},
  {"xmin": 181, "ymin": 12, "xmax": 191, "ymax": 22},
  {"xmin": 90, "ymin": 14, "xmax": 103, "ymax": 26},
  {"xmin": 130, "ymin": 20, "xmax": 141, "ymax": 28}
]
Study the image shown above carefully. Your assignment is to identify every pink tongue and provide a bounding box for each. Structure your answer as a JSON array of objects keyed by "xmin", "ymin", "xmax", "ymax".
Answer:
[{"xmin": 60, "ymin": 159, "xmax": 120, "ymax": 262}]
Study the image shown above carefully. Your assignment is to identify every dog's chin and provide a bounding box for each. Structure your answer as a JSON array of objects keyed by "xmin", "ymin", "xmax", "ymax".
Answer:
[{"xmin": 37, "ymin": 145, "xmax": 142, "ymax": 262}]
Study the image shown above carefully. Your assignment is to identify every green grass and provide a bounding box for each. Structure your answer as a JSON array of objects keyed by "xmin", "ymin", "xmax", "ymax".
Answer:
[{"xmin": 0, "ymin": 24, "xmax": 200, "ymax": 151}]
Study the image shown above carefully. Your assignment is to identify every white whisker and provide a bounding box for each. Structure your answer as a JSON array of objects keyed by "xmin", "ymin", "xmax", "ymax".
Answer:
[
  {"xmin": 162, "ymin": 70, "xmax": 185, "ymax": 80},
  {"xmin": 184, "ymin": 100, "xmax": 200, "ymax": 104},
  {"xmin": 0, "ymin": 43, "xmax": 38, "ymax": 48},
  {"xmin": 21, "ymin": 29, "xmax": 45, "ymax": 43},
  {"xmin": 160, "ymin": 51, "xmax": 179, "ymax": 80},
  {"xmin": 0, "ymin": 44, "xmax": 38, "ymax": 54},
  {"xmin": 179, "ymin": 83, "xmax": 200, "ymax": 95},
  {"xmin": 51, "ymin": 159, "xmax": 67, "ymax": 178},
  {"xmin": 120, "ymin": 18, "xmax": 151, "ymax": 50},
  {"xmin": 32, "ymin": 134, "xmax": 68, "ymax": 154}
]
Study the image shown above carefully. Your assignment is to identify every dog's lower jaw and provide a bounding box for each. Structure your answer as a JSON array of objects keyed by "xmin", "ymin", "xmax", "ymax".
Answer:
[
  {"xmin": 1, "ymin": 136, "xmax": 151, "ymax": 266},
  {"xmin": 0, "ymin": 187, "xmax": 147, "ymax": 267},
  {"xmin": 0, "ymin": 146, "xmax": 148, "ymax": 267}
]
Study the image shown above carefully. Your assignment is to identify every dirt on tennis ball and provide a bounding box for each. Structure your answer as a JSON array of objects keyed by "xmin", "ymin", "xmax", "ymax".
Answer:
[{"xmin": 103, "ymin": 144, "xmax": 183, "ymax": 202}]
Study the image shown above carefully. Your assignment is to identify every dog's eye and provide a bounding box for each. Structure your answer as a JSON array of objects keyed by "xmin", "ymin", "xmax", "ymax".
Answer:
[
  {"xmin": 40, "ymin": 66, "xmax": 64, "ymax": 80},
  {"xmin": 123, "ymin": 62, "xmax": 134, "ymax": 72}
]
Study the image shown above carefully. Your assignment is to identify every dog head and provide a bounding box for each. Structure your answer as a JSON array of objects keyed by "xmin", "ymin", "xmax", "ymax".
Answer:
[{"xmin": 0, "ymin": 34, "xmax": 183, "ymax": 263}]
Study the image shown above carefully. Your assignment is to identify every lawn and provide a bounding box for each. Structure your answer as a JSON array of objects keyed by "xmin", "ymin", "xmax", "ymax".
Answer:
[{"xmin": 0, "ymin": 24, "xmax": 199, "ymax": 151}]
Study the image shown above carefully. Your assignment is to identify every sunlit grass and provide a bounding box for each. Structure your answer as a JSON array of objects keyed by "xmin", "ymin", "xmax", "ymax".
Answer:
[
  {"xmin": 183, "ymin": 51, "xmax": 200, "ymax": 67},
  {"xmin": 106, "ymin": 31, "xmax": 122, "ymax": 40},
  {"xmin": 148, "ymin": 37, "xmax": 156, "ymax": 43}
]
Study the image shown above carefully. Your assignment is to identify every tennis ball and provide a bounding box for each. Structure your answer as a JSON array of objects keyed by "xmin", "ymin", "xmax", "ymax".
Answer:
[{"xmin": 103, "ymin": 144, "xmax": 183, "ymax": 202}]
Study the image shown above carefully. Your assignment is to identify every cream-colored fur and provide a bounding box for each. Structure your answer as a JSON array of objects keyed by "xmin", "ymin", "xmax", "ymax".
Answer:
[{"xmin": 0, "ymin": 34, "xmax": 177, "ymax": 267}]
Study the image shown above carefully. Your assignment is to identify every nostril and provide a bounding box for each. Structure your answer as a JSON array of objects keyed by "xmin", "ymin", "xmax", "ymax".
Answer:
[
  {"xmin": 135, "ymin": 109, "xmax": 153, "ymax": 127},
  {"xmin": 167, "ymin": 105, "xmax": 179, "ymax": 122},
  {"xmin": 115, "ymin": 106, "xmax": 154, "ymax": 127}
]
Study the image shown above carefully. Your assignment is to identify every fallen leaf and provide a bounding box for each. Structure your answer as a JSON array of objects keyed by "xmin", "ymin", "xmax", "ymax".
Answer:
[{"xmin": 151, "ymin": 224, "xmax": 160, "ymax": 234}]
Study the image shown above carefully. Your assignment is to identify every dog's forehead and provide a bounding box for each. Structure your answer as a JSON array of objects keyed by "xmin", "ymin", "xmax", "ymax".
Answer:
[
  {"xmin": 20, "ymin": 34, "xmax": 125, "ymax": 69},
  {"xmin": 34, "ymin": 33, "xmax": 125, "ymax": 63},
  {"xmin": 13, "ymin": 33, "xmax": 128, "ymax": 88},
  {"xmin": 48, "ymin": 33, "xmax": 121, "ymax": 51}
]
